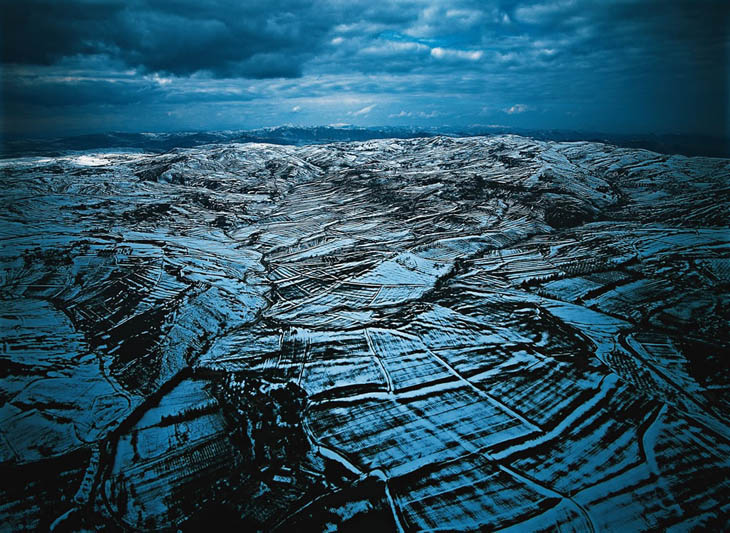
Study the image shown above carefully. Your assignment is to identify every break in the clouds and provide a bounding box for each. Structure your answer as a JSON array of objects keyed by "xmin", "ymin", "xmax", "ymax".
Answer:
[{"xmin": 1, "ymin": 0, "xmax": 728, "ymax": 138}]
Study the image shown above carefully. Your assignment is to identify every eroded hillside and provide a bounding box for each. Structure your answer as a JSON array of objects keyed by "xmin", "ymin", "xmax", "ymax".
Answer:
[{"xmin": 1, "ymin": 136, "xmax": 728, "ymax": 530}]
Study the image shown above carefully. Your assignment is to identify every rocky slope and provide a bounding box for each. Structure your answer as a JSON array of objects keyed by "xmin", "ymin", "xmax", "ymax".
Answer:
[{"xmin": 1, "ymin": 135, "xmax": 729, "ymax": 530}]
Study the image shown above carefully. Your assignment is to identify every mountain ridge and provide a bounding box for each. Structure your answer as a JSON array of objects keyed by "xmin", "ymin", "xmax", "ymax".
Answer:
[{"xmin": 3, "ymin": 125, "xmax": 728, "ymax": 159}]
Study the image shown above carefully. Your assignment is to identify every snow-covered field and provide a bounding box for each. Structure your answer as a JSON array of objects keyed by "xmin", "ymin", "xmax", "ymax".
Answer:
[{"xmin": 1, "ymin": 135, "xmax": 728, "ymax": 530}]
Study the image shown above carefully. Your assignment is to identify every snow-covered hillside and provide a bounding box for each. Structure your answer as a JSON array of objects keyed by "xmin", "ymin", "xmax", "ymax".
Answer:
[{"xmin": 1, "ymin": 135, "xmax": 728, "ymax": 530}]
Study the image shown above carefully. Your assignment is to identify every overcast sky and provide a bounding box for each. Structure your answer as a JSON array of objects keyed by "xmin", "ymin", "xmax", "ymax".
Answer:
[{"xmin": 1, "ymin": 0, "xmax": 728, "ymax": 138}]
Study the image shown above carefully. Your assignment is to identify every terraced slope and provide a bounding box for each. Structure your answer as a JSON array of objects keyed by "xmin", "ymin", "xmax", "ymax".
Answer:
[{"xmin": 1, "ymin": 136, "xmax": 728, "ymax": 531}]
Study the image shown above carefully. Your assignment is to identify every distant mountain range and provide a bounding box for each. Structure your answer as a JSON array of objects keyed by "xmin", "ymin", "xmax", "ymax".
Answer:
[{"xmin": 2, "ymin": 125, "xmax": 728, "ymax": 158}]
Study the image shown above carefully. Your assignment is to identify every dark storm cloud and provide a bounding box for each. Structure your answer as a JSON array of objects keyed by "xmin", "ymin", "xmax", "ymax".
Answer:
[
  {"xmin": 1, "ymin": 0, "xmax": 728, "ymax": 138},
  {"xmin": 1, "ymin": 0, "xmax": 340, "ymax": 78}
]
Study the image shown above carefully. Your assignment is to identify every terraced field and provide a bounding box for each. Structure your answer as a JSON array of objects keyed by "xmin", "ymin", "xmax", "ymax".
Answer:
[{"xmin": 1, "ymin": 135, "xmax": 728, "ymax": 530}]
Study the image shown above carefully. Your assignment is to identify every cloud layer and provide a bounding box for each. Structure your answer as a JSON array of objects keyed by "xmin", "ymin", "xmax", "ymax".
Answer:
[{"xmin": 1, "ymin": 0, "xmax": 728, "ymax": 137}]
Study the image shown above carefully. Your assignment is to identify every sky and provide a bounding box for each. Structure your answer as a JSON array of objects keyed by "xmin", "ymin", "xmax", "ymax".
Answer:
[{"xmin": 1, "ymin": 0, "xmax": 728, "ymax": 139}]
